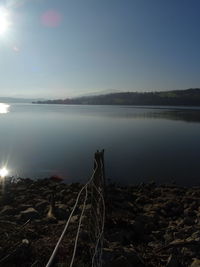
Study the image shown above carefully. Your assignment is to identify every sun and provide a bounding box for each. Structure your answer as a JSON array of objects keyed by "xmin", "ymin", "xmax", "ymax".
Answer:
[{"xmin": 0, "ymin": 7, "xmax": 11, "ymax": 35}]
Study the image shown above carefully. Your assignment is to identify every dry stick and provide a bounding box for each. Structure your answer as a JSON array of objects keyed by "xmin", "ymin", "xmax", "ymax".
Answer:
[
  {"xmin": 0, "ymin": 242, "xmax": 21, "ymax": 264},
  {"xmin": 87, "ymin": 151, "xmax": 105, "ymax": 267},
  {"xmin": 156, "ymin": 239, "xmax": 200, "ymax": 253},
  {"xmin": 98, "ymin": 157, "xmax": 106, "ymax": 267},
  {"xmin": 91, "ymin": 183, "xmax": 105, "ymax": 267},
  {"xmin": 92, "ymin": 152, "xmax": 101, "ymax": 266},
  {"xmin": 90, "ymin": 151, "xmax": 101, "ymax": 266},
  {"xmin": 30, "ymin": 260, "xmax": 39, "ymax": 267},
  {"xmin": 20, "ymin": 219, "xmax": 31, "ymax": 229},
  {"xmin": 45, "ymin": 158, "xmax": 99, "ymax": 267}
]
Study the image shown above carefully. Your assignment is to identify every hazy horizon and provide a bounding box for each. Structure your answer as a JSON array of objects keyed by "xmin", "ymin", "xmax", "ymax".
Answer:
[
  {"xmin": 1, "ymin": 87, "xmax": 200, "ymax": 100},
  {"xmin": 1, "ymin": 0, "xmax": 200, "ymax": 98}
]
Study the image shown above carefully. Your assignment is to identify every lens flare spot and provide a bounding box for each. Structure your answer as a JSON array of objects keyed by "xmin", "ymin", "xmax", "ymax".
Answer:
[
  {"xmin": 41, "ymin": 9, "xmax": 62, "ymax": 28},
  {"xmin": 13, "ymin": 45, "xmax": 20, "ymax": 52}
]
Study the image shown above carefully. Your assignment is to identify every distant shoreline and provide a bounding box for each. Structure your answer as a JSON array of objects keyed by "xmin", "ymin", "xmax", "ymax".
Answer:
[
  {"xmin": 33, "ymin": 88, "xmax": 200, "ymax": 106},
  {"xmin": 32, "ymin": 102, "xmax": 200, "ymax": 109}
]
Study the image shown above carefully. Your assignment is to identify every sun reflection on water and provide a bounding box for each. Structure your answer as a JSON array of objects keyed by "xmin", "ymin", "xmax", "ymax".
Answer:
[
  {"xmin": 0, "ymin": 103, "xmax": 10, "ymax": 114},
  {"xmin": 0, "ymin": 167, "xmax": 9, "ymax": 178}
]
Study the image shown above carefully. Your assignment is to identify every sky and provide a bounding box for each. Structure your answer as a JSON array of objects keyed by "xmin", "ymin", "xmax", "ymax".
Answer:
[{"xmin": 0, "ymin": 0, "xmax": 200, "ymax": 98}]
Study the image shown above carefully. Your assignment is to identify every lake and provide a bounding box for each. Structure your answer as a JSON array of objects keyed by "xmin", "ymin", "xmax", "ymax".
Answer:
[{"xmin": 0, "ymin": 103, "xmax": 200, "ymax": 186}]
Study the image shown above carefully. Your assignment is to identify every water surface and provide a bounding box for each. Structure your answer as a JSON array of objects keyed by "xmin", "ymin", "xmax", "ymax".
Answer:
[{"xmin": 0, "ymin": 103, "xmax": 200, "ymax": 185}]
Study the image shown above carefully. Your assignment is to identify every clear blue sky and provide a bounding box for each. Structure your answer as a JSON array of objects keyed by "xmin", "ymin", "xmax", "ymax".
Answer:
[{"xmin": 0, "ymin": 0, "xmax": 200, "ymax": 98}]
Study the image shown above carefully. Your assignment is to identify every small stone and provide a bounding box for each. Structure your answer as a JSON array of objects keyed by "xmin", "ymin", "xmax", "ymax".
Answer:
[
  {"xmin": 35, "ymin": 201, "xmax": 49, "ymax": 212},
  {"xmin": 70, "ymin": 215, "xmax": 78, "ymax": 223},
  {"xmin": 184, "ymin": 208, "xmax": 196, "ymax": 217},
  {"xmin": 190, "ymin": 259, "xmax": 200, "ymax": 267},
  {"xmin": 135, "ymin": 196, "xmax": 147, "ymax": 204},
  {"xmin": 22, "ymin": 239, "xmax": 29, "ymax": 245},
  {"xmin": 20, "ymin": 207, "xmax": 40, "ymax": 221},
  {"xmin": 17, "ymin": 204, "xmax": 32, "ymax": 212},
  {"xmin": 111, "ymin": 255, "xmax": 131, "ymax": 267},
  {"xmin": 166, "ymin": 254, "xmax": 179, "ymax": 267},
  {"xmin": 43, "ymin": 216, "xmax": 57, "ymax": 224},
  {"xmin": 55, "ymin": 204, "xmax": 69, "ymax": 220},
  {"xmin": 183, "ymin": 217, "xmax": 194, "ymax": 226},
  {"xmin": 0, "ymin": 205, "xmax": 16, "ymax": 216}
]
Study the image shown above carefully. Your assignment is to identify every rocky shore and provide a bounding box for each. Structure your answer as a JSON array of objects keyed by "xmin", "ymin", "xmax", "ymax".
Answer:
[{"xmin": 0, "ymin": 178, "xmax": 199, "ymax": 266}]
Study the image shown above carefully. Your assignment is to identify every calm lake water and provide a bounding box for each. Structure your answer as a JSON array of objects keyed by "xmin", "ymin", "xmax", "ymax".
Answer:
[{"xmin": 0, "ymin": 103, "xmax": 200, "ymax": 186}]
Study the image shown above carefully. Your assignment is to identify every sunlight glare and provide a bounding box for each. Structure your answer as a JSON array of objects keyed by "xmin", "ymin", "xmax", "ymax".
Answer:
[
  {"xmin": 0, "ymin": 167, "xmax": 9, "ymax": 178},
  {"xmin": 0, "ymin": 103, "xmax": 10, "ymax": 114},
  {"xmin": 0, "ymin": 7, "xmax": 11, "ymax": 35}
]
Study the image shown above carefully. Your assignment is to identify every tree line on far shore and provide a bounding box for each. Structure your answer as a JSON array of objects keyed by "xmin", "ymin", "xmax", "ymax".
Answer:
[{"xmin": 33, "ymin": 88, "xmax": 200, "ymax": 106}]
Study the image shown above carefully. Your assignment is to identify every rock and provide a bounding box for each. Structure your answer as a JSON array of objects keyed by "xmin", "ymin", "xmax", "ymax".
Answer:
[
  {"xmin": 190, "ymin": 191, "xmax": 200, "ymax": 197},
  {"xmin": 183, "ymin": 217, "xmax": 194, "ymax": 226},
  {"xmin": 191, "ymin": 231, "xmax": 200, "ymax": 240},
  {"xmin": 56, "ymin": 189, "xmax": 67, "ymax": 201},
  {"xmin": 190, "ymin": 201, "xmax": 199, "ymax": 210},
  {"xmin": 43, "ymin": 216, "xmax": 57, "ymax": 224},
  {"xmin": 110, "ymin": 255, "xmax": 132, "ymax": 267},
  {"xmin": 162, "ymin": 200, "xmax": 183, "ymax": 216},
  {"xmin": 79, "ymin": 230, "xmax": 90, "ymax": 242},
  {"xmin": 35, "ymin": 201, "xmax": 49, "ymax": 212},
  {"xmin": 151, "ymin": 230, "xmax": 164, "ymax": 239},
  {"xmin": 131, "ymin": 220, "xmax": 144, "ymax": 237},
  {"xmin": 0, "ymin": 205, "xmax": 16, "ymax": 216},
  {"xmin": 17, "ymin": 204, "xmax": 33, "ymax": 212},
  {"xmin": 184, "ymin": 208, "xmax": 196, "ymax": 217},
  {"xmin": 135, "ymin": 196, "xmax": 148, "ymax": 204},
  {"xmin": 109, "ymin": 229, "xmax": 135, "ymax": 244},
  {"xmin": 123, "ymin": 247, "xmax": 145, "ymax": 266},
  {"xmin": 181, "ymin": 247, "xmax": 195, "ymax": 258},
  {"xmin": 173, "ymin": 230, "xmax": 187, "ymax": 240},
  {"xmin": 70, "ymin": 215, "xmax": 78, "ymax": 223},
  {"xmin": 1, "ymin": 181, "xmax": 200, "ymax": 266},
  {"xmin": 102, "ymin": 248, "xmax": 115, "ymax": 264},
  {"xmin": 158, "ymin": 219, "xmax": 169, "ymax": 228},
  {"xmin": 67, "ymin": 198, "xmax": 75, "ymax": 206},
  {"xmin": 20, "ymin": 207, "xmax": 40, "ymax": 221},
  {"xmin": 55, "ymin": 204, "xmax": 69, "ymax": 220},
  {"xmin": 134, "ymin": 214, "xmax": 157, "ymax": 233},
  {"xmin": 43, "ymin": 190, "xmax": 54, "ymax": 197},
  {"xmin": 166, "ymin": 254, "xmax": 179, "ymax": 267},
  {"xmin": 22, "ymin": 239, "xmax": 29, "ymax": 245},
  {"xmin": 105, "ymin": 247, "xmax": 145, "ymax": 267},
  {"xmin": 79, "ymin": 204, "xmax": 92, "ymax": 211},
  {"xmin": 190, "ymin": 259, "xmax": 200, "ymax": 267},
  {"xmin": 164, "ymin": 232, "xmax": 174, "ymax": 243}
]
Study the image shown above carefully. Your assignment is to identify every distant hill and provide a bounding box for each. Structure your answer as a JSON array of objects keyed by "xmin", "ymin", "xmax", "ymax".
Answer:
[
  {"xmin": 33, "ymin": 88, "xmax": 200, "ymax": 106},
  {"xmin": 0, "ymin": 97, "xmax": 45, "ymax": 103},
  {"xmin": 74, "ymin": 88, "xmax": 124, "ymax": 97}
]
